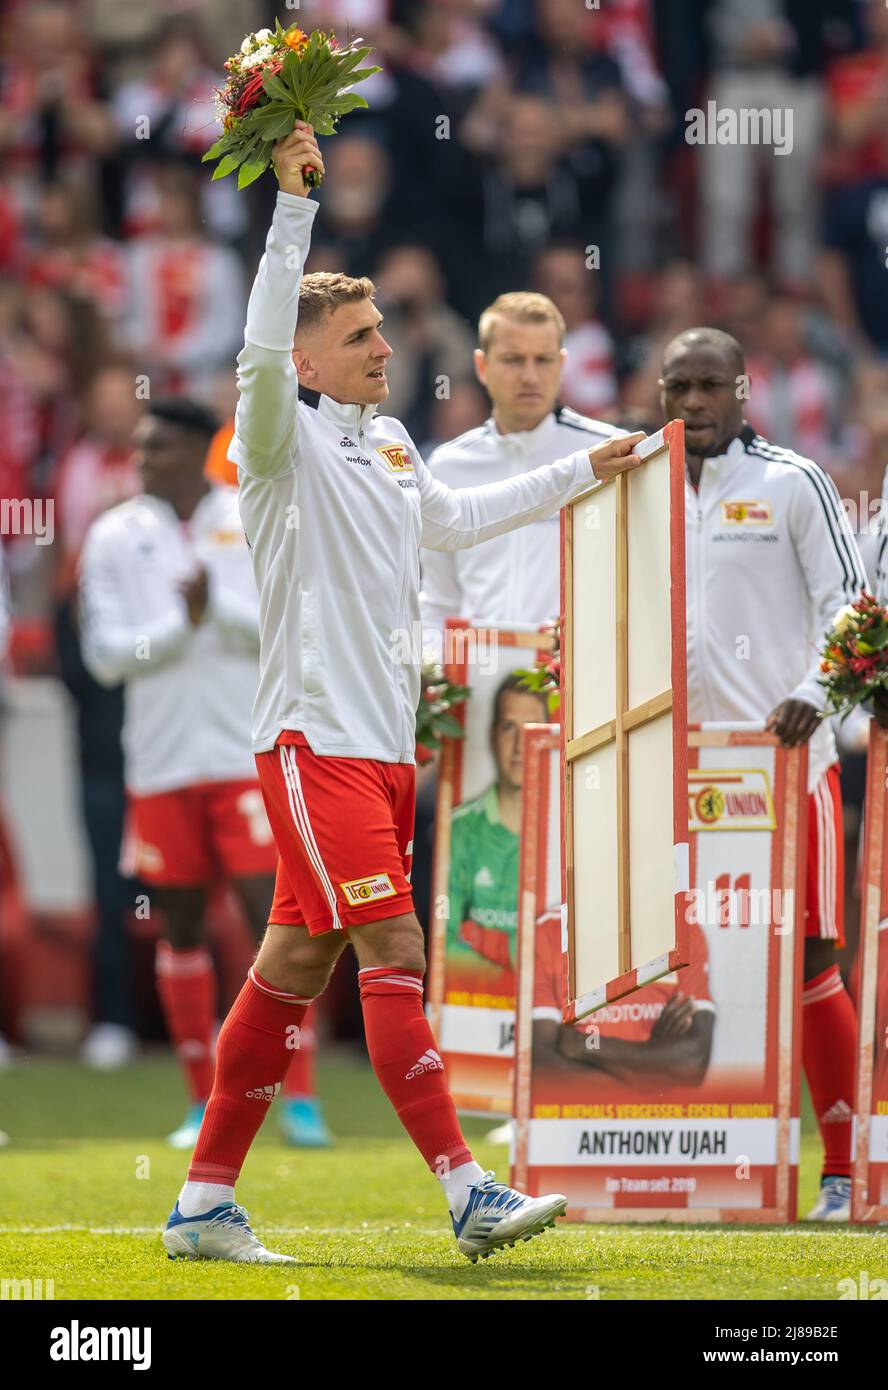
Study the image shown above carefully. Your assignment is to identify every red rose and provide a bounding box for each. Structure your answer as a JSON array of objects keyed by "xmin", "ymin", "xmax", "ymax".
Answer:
[
  {"xmin": 849, "ymin": 655, "xmax": 877, "ymax": 676},
  {"xmin": 235, "ymin": 60, "xmax": 282, "ymax": 116}
]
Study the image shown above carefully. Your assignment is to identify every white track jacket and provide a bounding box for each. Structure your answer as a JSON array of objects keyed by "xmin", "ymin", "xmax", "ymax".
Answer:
[
  {"xmin": 686, "ymin": 427, "xmax": 867, "ymax": 790},
  {"xmin": 80, "ymin": 486, "xmax": 260, "ymax": 795},
  {"xmin": 231, "ymin": 192, "xmax": 603, "ymax": 765}
]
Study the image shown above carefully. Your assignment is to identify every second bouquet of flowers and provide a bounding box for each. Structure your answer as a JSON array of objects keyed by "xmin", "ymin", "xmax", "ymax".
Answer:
[{"xmin": 819, "ymin": 591, "xmax": 888, "ymax": 719}]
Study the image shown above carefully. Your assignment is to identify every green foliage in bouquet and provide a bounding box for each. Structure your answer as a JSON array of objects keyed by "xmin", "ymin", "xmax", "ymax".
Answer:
[
  {"xmin": 416, "ymin": 662, "xmax": 471, "ymax": 752},
  {"xmin": 514, "ymin": 621, "xmax": 561, "ymax": 716},
  {"xmin": 203, "ymin": 21, "xmax": 380, "ymax": 190}
]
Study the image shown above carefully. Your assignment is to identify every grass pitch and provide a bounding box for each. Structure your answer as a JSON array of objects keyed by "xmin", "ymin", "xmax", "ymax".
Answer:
[{"xmin": 0, "ymin": 1052, "xmax": 884, "ymax": 1301}]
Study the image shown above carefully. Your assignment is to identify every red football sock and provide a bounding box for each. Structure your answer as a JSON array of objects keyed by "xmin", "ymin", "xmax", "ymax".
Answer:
[
  {"xmin": 155, "ymin": 942, "xmax": 217, "ymax": 1103},
  {"xmin": 802, "ymin": 965, "xmax": 857, "ymax": 1179},
  {"xmin": 358, "ymin": 967, "xmax": 472, "ymax": 1173},
  {"xmin": 188, "ymin": 968, "xmax": 311, "ymax": 1185},
  {"xmin": 282, "ymin": 1001, "xmax": 317, "ymax": 1098}
]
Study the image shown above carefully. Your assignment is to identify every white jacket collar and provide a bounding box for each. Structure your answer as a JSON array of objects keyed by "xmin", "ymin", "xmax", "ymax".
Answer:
[
  {"xmin": 142, "ymin": 486, "xmax": 219, "ymax": 526},
  {"xmin": 692, "ymin": 433, "xmax": 748, "ymax": 482},
  {"xmin": 492, "ymin": 410, "xmax": 559, "ymax": 454},
  {"xmin": 299, "ymin": 384, "xmax": 377, "ymax": 434}
]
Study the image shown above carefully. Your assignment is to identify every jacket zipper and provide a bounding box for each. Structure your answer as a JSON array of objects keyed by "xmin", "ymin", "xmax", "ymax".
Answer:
[
  {"xmin": 693, "ymin": 471, "xmax": 717, "ymax": 721},
  {"xmin": 360, "ymin": 411, "xmax": 412, "ymax": 762}
]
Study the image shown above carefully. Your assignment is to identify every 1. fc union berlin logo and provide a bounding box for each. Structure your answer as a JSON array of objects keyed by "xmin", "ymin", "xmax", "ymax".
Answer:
[
  {"xmin": 378, "ymin": 443, "xmax": 414, "ymax": 473},
  {"xmin": 694, "ymin": 785, "xmax": 725, "ymax": 824}
]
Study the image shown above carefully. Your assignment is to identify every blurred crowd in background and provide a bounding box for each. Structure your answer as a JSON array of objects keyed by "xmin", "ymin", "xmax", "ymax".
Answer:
[{"xmin": 1, "ymin": 0, "xmax": 888, "ymax": 1047}]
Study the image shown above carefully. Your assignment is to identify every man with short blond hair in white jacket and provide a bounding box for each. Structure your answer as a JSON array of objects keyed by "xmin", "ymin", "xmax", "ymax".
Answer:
[{"xmin": 420, "ymin": 289, "xmax": 622, "ymax": 656}]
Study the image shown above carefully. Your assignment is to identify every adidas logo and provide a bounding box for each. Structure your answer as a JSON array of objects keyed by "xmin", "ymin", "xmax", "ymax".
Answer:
[
  {"xmin": 820, "ymin": 1099, "xmax": 853, "ymax": 1124},
  {"xmin": 245, "ymin": 1082, "xmax": 282, "ymax": 1101},
  {"xmin": 474, "ymin": 866, "xmax": 494, "ymax": 888},
  {"xmin": 405, "ymin": 1049, "xmax": 444, "ymax": 1080}
]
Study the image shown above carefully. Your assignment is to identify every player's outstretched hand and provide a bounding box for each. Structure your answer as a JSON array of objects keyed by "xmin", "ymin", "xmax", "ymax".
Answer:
[
  {"xmin": 766, "ymin": 697, "xmax": 820, "ymax": 747},
  {"xmin": 588, "ymin": 431, "xmax": 647, "ymax": 482},
  {"xmin": 272, "ymin": 124, "xmax": 325, "ymax": 197}
]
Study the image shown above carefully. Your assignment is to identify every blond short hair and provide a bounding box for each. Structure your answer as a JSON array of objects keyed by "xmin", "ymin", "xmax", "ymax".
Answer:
[
  {"xmin": 478, "ymin": 292, "xmax": 566, "ymax": 353},
  {"xmin": 297, "ymin": 271, "xmax": 376, "ymax": 337}
]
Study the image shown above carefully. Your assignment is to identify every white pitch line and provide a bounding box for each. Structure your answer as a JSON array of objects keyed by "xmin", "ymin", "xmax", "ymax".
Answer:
[{"xmin": 0, "ymin": 1224, "xmax": 883, "ymax": 1238}]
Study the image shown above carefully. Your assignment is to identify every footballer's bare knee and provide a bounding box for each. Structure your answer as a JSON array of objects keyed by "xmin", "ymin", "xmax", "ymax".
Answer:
[
  {"xmin": 155, "ymin": 885, "xmax": 207, "ymax": 951},
  {"xmin": 349, "ymin": 911, "xmax": 426, "ymax": 973},
  {"xmin": 255, "ymin": 922, "xmax": 344, "ymax": 997}
]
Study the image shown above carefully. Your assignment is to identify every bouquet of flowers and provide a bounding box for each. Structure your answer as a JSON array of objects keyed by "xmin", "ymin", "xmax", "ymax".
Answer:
[
  {"xmin": 415, "ymin": 660, "xmax": 470, "ymax": 757},
  {"xmin": 819, "ymin": 591, "xmax": 888, "ymax": 719},
  {"xmin": 203, "ymin": 20, "xmax": 380, "ymax": 190},
  {"xmin": 514, "ymin": 621, "xmax": 561, "ymax": 716}
]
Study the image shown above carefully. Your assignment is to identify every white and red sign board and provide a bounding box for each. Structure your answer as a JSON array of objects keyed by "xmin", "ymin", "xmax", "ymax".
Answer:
[
  {"xmin": 427, "ymin": 622, "xmax": 556, "ymax": 1116},
  {"xmin": 513, "ymin": 724, "xmax": 806, "ymax": 1222},
  {"xmin": 852, "ymin": 723, "xmax": 888, "ymax": 1224}
]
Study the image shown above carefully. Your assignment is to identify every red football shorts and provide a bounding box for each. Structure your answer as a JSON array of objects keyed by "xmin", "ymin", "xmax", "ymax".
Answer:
[
  {"xmin": 256, "ymin": 732, "xmax": 416, "ymax": 934},
  {"xmin": 804, "ymin": 763, "xmax": 845, "ymax": 945},
  {"xmin": 125, "ymin": 779, "xmax": 278, "ymax": 886}
]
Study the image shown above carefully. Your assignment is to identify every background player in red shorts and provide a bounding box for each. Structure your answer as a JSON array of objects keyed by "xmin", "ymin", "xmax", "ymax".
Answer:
[
  {"xmin": 80, "ymin": 397, "xmax": 329, "ymax": 1151},
  {"xmin": 161, "ymin": 126, "xmax": 647, "ymax": 1265},
  {"xmin": 661, "ymin": 328, "xmax": 867, "ymax": 1220}
]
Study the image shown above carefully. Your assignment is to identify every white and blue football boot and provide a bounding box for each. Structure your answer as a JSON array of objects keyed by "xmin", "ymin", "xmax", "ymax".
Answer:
[
  {"xmin": 165, "ymin": 1102, "xmax": 206, "ymax": 1150},
  {"xmin": 162, "ymin": 1202, "xmax": 296, "ymax": 1263},
  {"xmin": 452, "ymin": 1172, "xmax": 567, "ymax": 1262},
  {"xmin": 804, "ymin": 1176, "xmax": 851, "ymax": 1222}
]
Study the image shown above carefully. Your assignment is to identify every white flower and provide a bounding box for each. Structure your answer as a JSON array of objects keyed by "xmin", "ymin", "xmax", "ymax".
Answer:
[
  {"xmin": 254, "ymin": 28, "xmax": 273, "ymax": 44},
  {"xmin": 241, "ymin": 45, "xmax": 274, "ymax": 69},
  {"xmin": 240, "ymin": 35, "xmax": 255, "ymax": 54},
  {"xmin": 833, "ymin": 604, "xmax": 859, "ymax": 636}
]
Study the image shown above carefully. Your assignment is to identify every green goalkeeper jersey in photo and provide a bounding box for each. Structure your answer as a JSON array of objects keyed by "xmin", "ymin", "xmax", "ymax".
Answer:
[{"xmin": 446, "ymin": 783, "xmax": 519, "ymax": 996}]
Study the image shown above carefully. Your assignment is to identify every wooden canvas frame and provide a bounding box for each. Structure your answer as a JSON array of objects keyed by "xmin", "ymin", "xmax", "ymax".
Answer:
[{"xmin": 561, "ymin": 422, "xmax": 689, "ymax": 1023}]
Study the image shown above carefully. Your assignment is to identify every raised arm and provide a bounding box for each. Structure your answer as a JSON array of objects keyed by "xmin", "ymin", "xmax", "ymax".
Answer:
[
  {"xmin": 417, "ymin": 432, "xmax": 646, "ymax": 553},
  {"xmin": 228, "ymin": 125, "xmax": 325, "ymax": 482}
]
